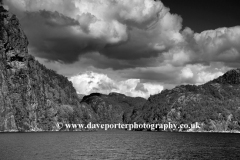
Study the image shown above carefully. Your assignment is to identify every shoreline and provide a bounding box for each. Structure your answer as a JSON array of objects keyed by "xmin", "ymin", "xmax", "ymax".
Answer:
[{"xmin": 1, "ymin": 129, "xmax": 240, "ymax": 134}]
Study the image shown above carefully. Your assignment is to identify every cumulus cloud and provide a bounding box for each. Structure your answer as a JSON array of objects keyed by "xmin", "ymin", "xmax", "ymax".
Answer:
[
  {"xmin": 69, "ymin": 71, "xmax": 163, "ymax": 98},
  {"xmin": 181, "ymin": 26, "xmax": 240, "ymax": 66},
  {"xmin": 159, "ymin": 26, "xmax": 240, "ymax": 68},
  {"xmin": 179, "ymin": 64, "xmax": 227, "ymax": 85},
  {"xmin": 10, "ymin": 0, "xmax": 240, "ymax": 67},
  {"xmin": 194, "ymin": 27, "xmax": 240, "ymax": 62},
  {"xmin": 4, "ymin": 0, "xmax": 240, "ymax": 66},
  {"xmin": 4, "ymin": 0, "xmax": 183, "ymax": 62},
  {"xmin": 181, "ymin": 67, "xmax": 194, "ymax": 79}
]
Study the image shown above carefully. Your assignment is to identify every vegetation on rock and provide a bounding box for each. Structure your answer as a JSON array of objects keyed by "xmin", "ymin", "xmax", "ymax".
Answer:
[
  {"xmin": 0, "ymin": 7, "xmax": 95, "ymax": 131},
  {"xmin": 136, "ymin": 69, "xmax": 240, "ymax": 132}
]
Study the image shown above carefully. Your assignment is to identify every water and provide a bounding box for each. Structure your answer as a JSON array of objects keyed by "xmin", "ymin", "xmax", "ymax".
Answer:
[{"xmin": 0, "ymin": 131, "xmax": 240, "ymax": 160}]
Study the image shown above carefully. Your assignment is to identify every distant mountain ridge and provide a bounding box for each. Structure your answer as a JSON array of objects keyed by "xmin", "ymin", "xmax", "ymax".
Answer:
[
  {"xmin": 136, "ymin": 68, "xmax": 240, "ymax": 132},
  {"xmin": 80, "ymin": 92, "xmax": 146, "ymax": 124}
]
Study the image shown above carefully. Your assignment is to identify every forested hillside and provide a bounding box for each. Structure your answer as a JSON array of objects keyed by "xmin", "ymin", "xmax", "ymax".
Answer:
[
  {"xmin": 81, "ymin": 92, "xmax": 146, "ymax": 124},
  {"xmin": 136, "ymin": 69, "xmax": 240, "ymax": 132}
]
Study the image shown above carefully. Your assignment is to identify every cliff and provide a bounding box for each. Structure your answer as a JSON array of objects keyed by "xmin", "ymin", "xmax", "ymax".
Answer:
[{"xmin": 0, "ymin": 6, "xmax": 97, "ymax": 131}]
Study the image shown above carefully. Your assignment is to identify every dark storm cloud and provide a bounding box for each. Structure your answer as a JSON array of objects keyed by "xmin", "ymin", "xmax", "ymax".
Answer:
[
  {"xmin": 39, "ymin": 10, "xmax": 79, "ymax": 27},
  {"xmin": 21, "ymin": 10, "xmax": 107, "ymax": 63},
  {"xmin": 73, "ymin": 52, "xmax": 166, "ymax": 71},
  {"xmin": 100, "ymin": 34, "xmax": 169, "ymax": 60},
  {"xmin": 4, "ymin": 0, "xmax": 183, "ymax": 64}
]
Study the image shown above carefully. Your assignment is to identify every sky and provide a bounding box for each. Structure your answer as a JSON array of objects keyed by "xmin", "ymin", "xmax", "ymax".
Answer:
[{"xmin": 3, "ymin": 0, "xmax": 240, "ymax": 98}]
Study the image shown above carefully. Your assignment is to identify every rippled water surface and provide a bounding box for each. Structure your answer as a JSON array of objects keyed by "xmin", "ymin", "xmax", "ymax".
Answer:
[{"xmin": 0, "ymin": 131, "xmax": 240, "ymax": 160}]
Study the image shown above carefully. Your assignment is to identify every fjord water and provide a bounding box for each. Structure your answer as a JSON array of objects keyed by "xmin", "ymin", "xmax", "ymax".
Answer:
[{"xmin": 0, "ymin": 131, "xmax": 240, "ymax": 160}]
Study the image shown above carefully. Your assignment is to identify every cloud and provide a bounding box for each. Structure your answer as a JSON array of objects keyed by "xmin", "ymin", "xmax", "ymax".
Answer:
[
  {"xmin": 69, "ymin": 71, "xmax": 163, "ymax": 98},
  {"xmin": 197, "ymin": 27, "xmax": 240, "ymax": 61},
  {"xmin": 4, "ymin": 0, "xmax": 183, "ymax": 62},
  {"xmin": 182, "ymin": 26, "xmax": 240, "ymax": 66},
  {"xmin": 117, "ymin": 62, "xmax": 229, "ymax": 87},
  {"xmin": 181, "ymin": 67, "xmax": 194, "ymax": 79},
  {"xmin": 159, "ymin": 26, "xmax": 240, "ymax": 68},
  {"xmin": 179, "ymin": 64, "xmax": 227, "ymax": 85}
]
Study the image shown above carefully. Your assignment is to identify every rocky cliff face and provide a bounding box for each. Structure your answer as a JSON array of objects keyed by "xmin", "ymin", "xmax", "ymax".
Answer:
[
  {"xmin": 0, "ymin": 6, "xmax": 96, "ymax": 131},
  {"xmin": 137, "ymin": 69, "xmax": 240, "ymax": 131}
]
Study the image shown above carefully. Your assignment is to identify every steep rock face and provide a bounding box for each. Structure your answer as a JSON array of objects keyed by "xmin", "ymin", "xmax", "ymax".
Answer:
[
  {"xmin": 0, "ymin": 7, "xmax": 95, "ymax": 131},
  {"xmin": 81, "ymin": 92, "xmax": 146, "ymax": 124},
  {"xmin": 138, "ymin": 69, "xmax": 240, "ymax": 131}
]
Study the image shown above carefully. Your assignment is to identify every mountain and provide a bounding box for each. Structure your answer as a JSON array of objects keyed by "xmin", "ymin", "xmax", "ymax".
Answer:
[
  {"xmin": 136, "ymin": 69, "xmax": 240, "ymax": 132},
  {"xmin": 81, "ymin": 92, "xmax": 146, "ymax": 124}
]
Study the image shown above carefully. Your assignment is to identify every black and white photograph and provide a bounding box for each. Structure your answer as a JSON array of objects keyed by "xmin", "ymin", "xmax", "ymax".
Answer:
[{"xmin": 0, "ymin": 0, "xmax": 240, "ymax": 159}]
